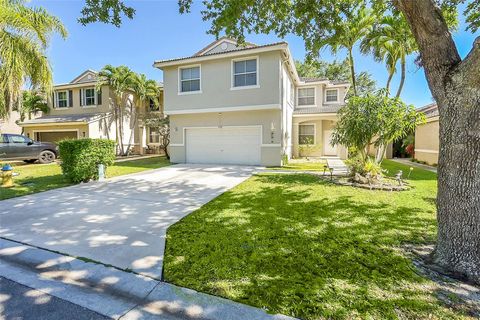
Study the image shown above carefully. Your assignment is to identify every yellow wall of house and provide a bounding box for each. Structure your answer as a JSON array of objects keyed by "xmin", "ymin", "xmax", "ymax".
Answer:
[{"xmin": 415, "ymin": 117, "xmax": 439, "ymax": 165}]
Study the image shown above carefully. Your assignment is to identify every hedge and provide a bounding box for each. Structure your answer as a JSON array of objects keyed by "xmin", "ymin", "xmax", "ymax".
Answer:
[{"xmin": 58, "ymin": 138, "xmax": 115, "ymax": 183}]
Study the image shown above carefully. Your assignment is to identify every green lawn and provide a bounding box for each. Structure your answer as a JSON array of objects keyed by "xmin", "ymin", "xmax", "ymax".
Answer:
[
  {"xmin": 269, "ymin": 161, "xmax": 327, "ymax": 171},
  {"xmin": 0, "ymin": 156, "xmax": 170, "ymax": 200},
  {"xmin": 164, "ymin": 160, "xmax": 471, "ymax": 319}
]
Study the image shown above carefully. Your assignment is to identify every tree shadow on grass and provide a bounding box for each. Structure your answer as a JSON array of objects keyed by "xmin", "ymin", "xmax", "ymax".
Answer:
[{"xmin": 164, "ymin": 174, "xmax": 463, "ymax": 319}]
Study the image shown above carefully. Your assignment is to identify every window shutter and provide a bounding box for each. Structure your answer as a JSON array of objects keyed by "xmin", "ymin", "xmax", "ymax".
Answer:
[
  {"xmin": 52, "ymin": 92, "xmax": 56, "ymax": 108},
  {"xmin": 68, "ymin": 90, "xmax": 73, "ymax": 107},
  {"xmin": 97, "ymin": 88, "xmax": 102, "ymax": 106}
]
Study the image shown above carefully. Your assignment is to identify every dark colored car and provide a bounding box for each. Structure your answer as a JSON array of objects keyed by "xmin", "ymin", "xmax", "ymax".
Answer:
[{"xmin": 0, "ymin": 134, "xmax": 58, "ymax": 164}]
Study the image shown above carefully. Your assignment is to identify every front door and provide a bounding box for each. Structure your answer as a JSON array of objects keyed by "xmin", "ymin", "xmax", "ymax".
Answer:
[{"xmin": 323, "ymin": 130, "xmax": 337, "ymax": 156}]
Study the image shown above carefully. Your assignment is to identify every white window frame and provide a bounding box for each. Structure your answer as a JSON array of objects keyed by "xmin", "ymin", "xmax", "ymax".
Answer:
[
  {"xmin": 148, "ymin": 127, "xmax": 160, "ymax": 144},
  {"xmin": 55, "ymin": 90, "xmax": 69, "ymax": 109},
  {"xmin": 297, "ymin": 87, "xmax": 316, "ymax": 107},
  {"xmin": 178, "ymin": 64, "xmax": 202, "ymax": 95},
  {"xmin": 325, "ymin": 88, "xmax": 339, "ymax": 103},
  {"xmin": 81, "ymin": 87, "xmax": 97, "ymax": 108},
  {"xmin": 231, "ymin": 56, "xmax": 260, "ymax": 90},
  {"xmin": 298, "ymin": 123, "xmax": 316, "ymax": 145}
]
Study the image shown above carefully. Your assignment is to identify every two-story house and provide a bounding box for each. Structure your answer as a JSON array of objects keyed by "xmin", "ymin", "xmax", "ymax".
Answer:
[
  {"xmin": 19, "ymin": 70, "xmax": 165, "ymax": 154},
  {"xmin": 154, "ymin": 37, "xmax": 349, "ymax": 166}
]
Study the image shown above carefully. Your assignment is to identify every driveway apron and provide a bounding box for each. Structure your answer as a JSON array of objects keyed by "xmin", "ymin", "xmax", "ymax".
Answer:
[{"xmin": 0, "ymin": 164, "xmax": 256, "ymax": 278}]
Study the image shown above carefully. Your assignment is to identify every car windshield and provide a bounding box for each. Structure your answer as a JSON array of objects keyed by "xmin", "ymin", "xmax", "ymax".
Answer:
[{"xmin": 0, "ymin": 134, "xmax": 8, "ymax": 143}]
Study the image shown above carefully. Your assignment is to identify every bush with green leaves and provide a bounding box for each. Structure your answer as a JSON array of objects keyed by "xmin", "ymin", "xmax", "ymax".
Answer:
[{"xmin": 58, "ymin": 139, "xmax": 115, "ymax": 183}]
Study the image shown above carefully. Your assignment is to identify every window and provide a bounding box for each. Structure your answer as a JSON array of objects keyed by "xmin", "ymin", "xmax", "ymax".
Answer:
[
  {"xmin": 149, "ymin": 128, "xmax": 160, "ymax": 143},
  {"xmin": 0, "ymin": 134, "xmax": 8, "ymax": 143},
  {"xmin": 57, "ymin": 91, "xmax": 68, "ymax": 108},
  {"xmin": 233, "ymin": 58, "xmax": 257, "ymax": 87},
  {"xmin": 326, "ymin": 89, "xmax": 338, "ymax": 102},
  {"xmin": 9, "ymin": 135, "xmax": 29, "ymax": 144},
  {"xmin": 299, "ymin": 124, "xmax": 315, "ymax": 145},
  {"xmin": 298, "ymin": 88, "xmax": 315, "ymax": 106},
  {"xmin": 180, "ymin": 66, "xmax": 200, "ymax": 93},
  {"xmin": 85, "ymin": 88, "xmax": 96, "ymax": 106}
]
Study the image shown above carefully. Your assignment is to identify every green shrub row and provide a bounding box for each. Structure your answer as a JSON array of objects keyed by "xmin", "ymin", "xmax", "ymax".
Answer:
[{"xmin": 58, "ymin": 138, "xmax": 115, "ymax": 183}]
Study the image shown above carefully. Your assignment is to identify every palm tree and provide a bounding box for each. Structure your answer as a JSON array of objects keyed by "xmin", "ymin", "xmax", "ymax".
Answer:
[
  {"xmin": 361, "ymin": 14, "xmax": 417, "ymax": 98},
  {"xmin": 96, "ymin": 65, "xmax": 135, "ymax": 155},
  {"xmin": 14, "ymin": 90, "xmax": 49, "ymax": 126},
  {"xmin": 0, "ymin": 0, "xmax": 67, "ymax": 118},
  {"xmin": 126, "ymin": 73, "xmax": 160, "ymax": 153},
  {"xmin": 319, "ymin": 6, "xmax": 375, "ymax": 96}
]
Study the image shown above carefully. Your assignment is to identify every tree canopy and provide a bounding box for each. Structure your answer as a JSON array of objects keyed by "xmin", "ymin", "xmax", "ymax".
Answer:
[{"xmin": 0, "ymin": 0, "xmax": 67, "ymax": 118}]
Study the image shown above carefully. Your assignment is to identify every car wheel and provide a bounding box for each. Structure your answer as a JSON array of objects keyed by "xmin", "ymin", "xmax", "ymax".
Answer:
[
  {"xmin": 38, "ymin": 150, "xmax": 56, "ymax": 164},
  {"xmin": 23, "ymin": 159, "xmax": 37, "ymax": 164}
]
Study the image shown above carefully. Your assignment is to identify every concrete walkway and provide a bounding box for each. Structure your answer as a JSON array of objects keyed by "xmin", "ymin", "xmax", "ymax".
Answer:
[
  {"xmin": 390, "ymin": 158, "xmax": 437, "ymax": 173},
  {"xmin": 326, "ymin": 158, "xmax": 349, "ymax": 176},
  {"xmin": 0, "ymin": 164, "xmax": 256, "ymax": 279}
]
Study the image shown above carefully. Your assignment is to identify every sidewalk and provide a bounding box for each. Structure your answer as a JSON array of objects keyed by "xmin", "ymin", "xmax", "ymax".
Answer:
[
  {"xmin": 0, "ymin": 238, "xmax": 296, "ymax": 320},
  {"xmin": 390, "ymin": 158, "xmax": 437, "ymax": 173}
]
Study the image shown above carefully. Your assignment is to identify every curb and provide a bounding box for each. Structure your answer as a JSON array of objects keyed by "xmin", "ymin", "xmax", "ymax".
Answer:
[{"xmin": 0, "ymin": 238, "xmax": 296, "ymax": 320}]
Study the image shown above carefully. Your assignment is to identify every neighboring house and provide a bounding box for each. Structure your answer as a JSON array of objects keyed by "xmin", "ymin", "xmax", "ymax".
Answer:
[
  {"xmin": 154, "ymin": 37, "xmax": 349, "ymax": 166},
  {"xmin": 415, "ymin": 103, "xmax": 439, "ymax": 165},
  {"xmin": 19, "ymin": 70, "xmax": 164, "ymax": 154}
]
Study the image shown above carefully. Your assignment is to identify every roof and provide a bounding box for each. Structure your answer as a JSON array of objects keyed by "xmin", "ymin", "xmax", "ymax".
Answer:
[
  {"xmin": 154, "ymin": 41, "xmax": 287, "ymax": 65},
  {"xmin": 300, "ymin": 77, "xmax": 328, "ymax": 83},
  {"xmin": 293, "ymin": 105, "xmax": 344, "ymax": 115},
  {"xmin": 418, "ymin": 103, "xmax": 438, "ymax": 118},
  {"xmin": 193, "ymin": 37, "xmax": 257, "ymax": 56},
  {"xmin": 20, "ymin": 113, "xmax": 109, "ymax": 125}
]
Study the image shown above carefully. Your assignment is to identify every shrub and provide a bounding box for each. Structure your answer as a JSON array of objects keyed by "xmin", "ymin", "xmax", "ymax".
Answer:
[{"xmin": 58, "ymin": 138, "xmax": 115, "ymax": 183}]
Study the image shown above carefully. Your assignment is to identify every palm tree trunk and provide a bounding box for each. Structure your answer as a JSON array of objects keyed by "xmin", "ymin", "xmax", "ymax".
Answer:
[
  {"xmin": 125, "ymin": 100, "xmax": 138, "ymax": 155},
  {"xmin": 385, "ymin": 71, "xmax": 394, "ymax": 96},
  {"xmin": 348, "ymin": 48, "xmax": 357, "ymax": 96},
  {"xmin": 395, "ymin": 55, "xmax": 406, "ymax": 98}
]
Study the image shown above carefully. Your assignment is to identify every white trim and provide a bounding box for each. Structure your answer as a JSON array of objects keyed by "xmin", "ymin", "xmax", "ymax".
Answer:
[
  {"xmin": 172, "ymin": 125, "xmax": 264, "ymax": 147},
  {"xmin": 296, "ymin": 86, "xmax": 316, "ymax": 108},
  {"xmin": 414, "ymin": 149, "xmax": 439, "ymax": 154},
  {"xmin": 154, "ymin": 44, "xmax": 288, "ymax": 68},
  {"xmin": 298, "ymin": 123, "xmax": 316, "ymax": 145},
  {"xmin": 55, "ymin": 90, "xmax": 69, "ymax": 109},
  {"xmin": 230, "ymin": 56, "xmax": 259, "ymax": 90},
  {"xmin": 293, "ymin": 113, "xmax": 338, "ymax": 118},
  {"xmin": 165, "ymin": 104, "xmax": 281, "ymax": 115},
  {"xmin": 325, "ymin": 88, "xmax": 340, "ymax": 103},
  {"xmin": 195, "ymin": 38, "xmax": 239, "ymax": 56},
  {"xmin": 178, "ymin": 64, "xmax": 202, "ymax": 95}
]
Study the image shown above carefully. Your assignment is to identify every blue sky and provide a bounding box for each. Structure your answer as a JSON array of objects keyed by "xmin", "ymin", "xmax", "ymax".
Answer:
[{"xmin": 34, "ymin": 0, "xmax": 478, "ymax": 107}]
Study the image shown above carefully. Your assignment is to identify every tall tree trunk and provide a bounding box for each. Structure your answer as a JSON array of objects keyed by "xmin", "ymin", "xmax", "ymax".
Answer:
[
  {"xmin": 385, "ymin": 71, "xmax": 394, "ymax": 96},
  {"xmin": 348, "ymin": 48, "xmax": 357, "ymax": 96},
  {"xmin": 395, "ymin": 55, "xmax": 406, "ymax": 98},
  {"xmin": 395, "ymin": 0, "xmax": 480, "ymax": 285},
  {"xmin": 125, "ymin": 100, "xmax": 139, "ymax": 155}
]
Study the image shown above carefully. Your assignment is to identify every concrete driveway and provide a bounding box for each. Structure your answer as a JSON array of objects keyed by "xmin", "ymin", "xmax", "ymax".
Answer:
[{"xmin": 0, "ymin": 164, "xmax": 256, "ymax": 278}]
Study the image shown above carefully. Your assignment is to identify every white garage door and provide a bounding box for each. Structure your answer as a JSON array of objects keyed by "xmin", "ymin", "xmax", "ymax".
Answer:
[{"xmin": 186, "ymin": 126, "xmax": 261, "ymax": 165}]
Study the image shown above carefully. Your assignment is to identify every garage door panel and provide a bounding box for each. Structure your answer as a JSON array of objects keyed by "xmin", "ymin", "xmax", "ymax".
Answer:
[
  {"xmin": 37, "ymin": 131, "xmax": 77, "ymax": 143},
  {"xmin": 186, "ymin": 127, "xmax": 261, "ymax": 165}
]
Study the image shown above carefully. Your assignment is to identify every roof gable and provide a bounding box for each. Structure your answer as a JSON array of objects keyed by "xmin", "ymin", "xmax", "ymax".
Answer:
[
  {"xmin": 70, "ymin": 70, "xmax": 98, "ymax": 84},
  {"xmin": 194, "ymin": 37, "xmax": 257, "ymax": 56}
]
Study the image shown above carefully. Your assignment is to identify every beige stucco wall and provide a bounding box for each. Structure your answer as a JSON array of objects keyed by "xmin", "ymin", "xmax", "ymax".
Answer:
[
  {"xmin": 415, "ymin": 117, "xmax": 439, "ymax": 165},
  {"xmin": 162, "ymin": 51, "xmax": 282, "ymax": 112},
  {"xmin": 48, "ymin": 85, "xmax": 111, "ymax": 115},
  {"xmin": 168, "ymin": 109, "xmax": 282, "ymax": 166},
  {"xmin": 292, "ymin": 117, "xmax": 347, "ymax": 159}
]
